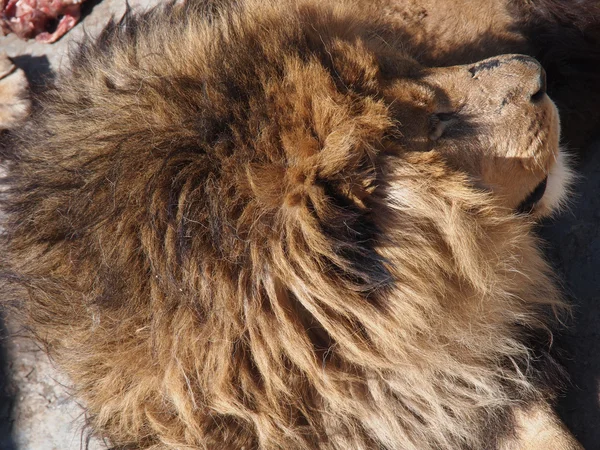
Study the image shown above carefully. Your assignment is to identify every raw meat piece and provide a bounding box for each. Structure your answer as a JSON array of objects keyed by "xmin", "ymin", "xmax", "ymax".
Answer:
[{"xmin": 1, "ymin": 0, "xmax": 84, "ymax": 43}]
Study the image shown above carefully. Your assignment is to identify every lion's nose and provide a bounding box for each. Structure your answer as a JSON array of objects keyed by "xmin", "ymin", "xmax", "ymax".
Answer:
[
  {"xmin": 530, "ymin": 67, "xmax": 547, "ymax": 102},
  {"xmin": 468, "ymin": 54, "xmax": 547, "ymax": 105}
]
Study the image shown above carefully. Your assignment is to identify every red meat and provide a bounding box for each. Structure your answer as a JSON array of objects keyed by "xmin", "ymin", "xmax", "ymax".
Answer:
[{"xmin": 1, "ymin": 0, "xmax": 84, "ymax": 43}]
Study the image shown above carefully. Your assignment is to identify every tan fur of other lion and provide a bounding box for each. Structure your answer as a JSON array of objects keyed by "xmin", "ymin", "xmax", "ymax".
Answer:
[
  {"xmin": 0, "ymin": 53, "xmax": 29, "ymax": 130},
  {"xmin": 0, "ymin": 0, "xmax": 580, "ymax": 448}
]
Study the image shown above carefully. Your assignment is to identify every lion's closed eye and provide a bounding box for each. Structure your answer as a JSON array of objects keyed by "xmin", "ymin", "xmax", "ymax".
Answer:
[{"xmin": 429, "ymin": 112, "xmax": 457, "ymax": 140}]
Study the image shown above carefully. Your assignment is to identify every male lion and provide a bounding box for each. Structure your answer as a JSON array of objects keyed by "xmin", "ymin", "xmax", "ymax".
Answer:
[{"xmin": 0, "ymin": 0, "xmax": 597, "ymax": 448}]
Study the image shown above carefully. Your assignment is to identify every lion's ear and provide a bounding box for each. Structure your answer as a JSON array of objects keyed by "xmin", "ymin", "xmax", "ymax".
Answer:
[
  {"xmin": 335, "ymin": 174, "xmax": 378, "ymax": 211},
  {"xmin": 246, "ymin": 163, "xmax": 288, "ymax": 209}
]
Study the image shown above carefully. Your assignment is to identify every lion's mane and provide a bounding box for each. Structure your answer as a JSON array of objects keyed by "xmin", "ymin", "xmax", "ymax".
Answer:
[{"xmin": 0, "ymin": 1, "xmax": 568, "ymax": 449}]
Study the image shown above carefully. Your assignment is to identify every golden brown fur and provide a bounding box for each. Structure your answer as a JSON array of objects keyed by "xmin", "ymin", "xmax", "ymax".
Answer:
[{"xmin": 0, "ymin": 0, "xmax": 592, "ymax": 448}]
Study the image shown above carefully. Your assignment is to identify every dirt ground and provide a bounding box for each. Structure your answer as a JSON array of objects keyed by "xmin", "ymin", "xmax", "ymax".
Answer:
[{"xmin": 1, "ymin": 1, "xmax": 599, "ymax": 449}]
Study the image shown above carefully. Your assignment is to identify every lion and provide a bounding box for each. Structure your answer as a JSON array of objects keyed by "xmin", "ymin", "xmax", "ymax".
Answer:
[{"xmin": 0, "ymin": 0, "xmax": 597, "ymax": 448}]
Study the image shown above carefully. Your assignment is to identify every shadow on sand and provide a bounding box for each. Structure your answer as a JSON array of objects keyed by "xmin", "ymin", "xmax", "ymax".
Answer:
[
  {"xmin": 0, "ymin": 311, "xmax": 17, "ymax": 450},
  {"xmin": 542, "ymin": 141, "xmax": 600, "ymax": 449}
]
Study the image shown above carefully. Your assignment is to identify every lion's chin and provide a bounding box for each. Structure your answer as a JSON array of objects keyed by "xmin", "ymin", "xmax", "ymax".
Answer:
[
  {"xmin": 530, "ymin": 149, "xmax": 573, "ymax": 218},
  {"xmin": 517, "ymin": 176, "xmax": 548, "ymax": 214}
]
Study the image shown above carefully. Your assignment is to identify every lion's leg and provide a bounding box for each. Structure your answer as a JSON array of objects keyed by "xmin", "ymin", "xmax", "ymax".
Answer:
[
  {"xmin": 499, "ymin": 403, "xmax": 583, "ymax": 450},
  {"xmin": 0, "ymin": 52, "xmax": 30, "ymax": 130}
]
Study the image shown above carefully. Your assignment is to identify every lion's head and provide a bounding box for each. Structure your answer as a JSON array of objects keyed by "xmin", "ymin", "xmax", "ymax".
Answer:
[
  {"xmin": 0, "ymin": 0, "xmax": 574, "ymax": 449},
  {"xmin": 385, "ymin": 53, "xmax": 568, "ymax": 216}
]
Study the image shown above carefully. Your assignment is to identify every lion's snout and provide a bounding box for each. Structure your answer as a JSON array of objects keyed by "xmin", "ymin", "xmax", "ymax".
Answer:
[
  {"xmin": 468, "ymin": 54, "xmax": 548, "ymax": 108},
  {"xmin": 420, "ymin": 54, "xmax": 563, "ymax": 214}
]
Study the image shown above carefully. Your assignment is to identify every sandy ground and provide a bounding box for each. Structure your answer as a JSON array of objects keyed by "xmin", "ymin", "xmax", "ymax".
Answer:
[
  {"xmin": 1, "ymin": 1, "xmax": 599, "ymax": 449},
  {"xmin": 0, "ymin": 319, "xmax": 105, "ymax": 450}
]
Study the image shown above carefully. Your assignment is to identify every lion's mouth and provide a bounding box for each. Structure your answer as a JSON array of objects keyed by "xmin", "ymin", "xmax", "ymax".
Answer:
[{"xmin": 517, "ymin": 177, "xmax": 548, "ymax": 214}]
